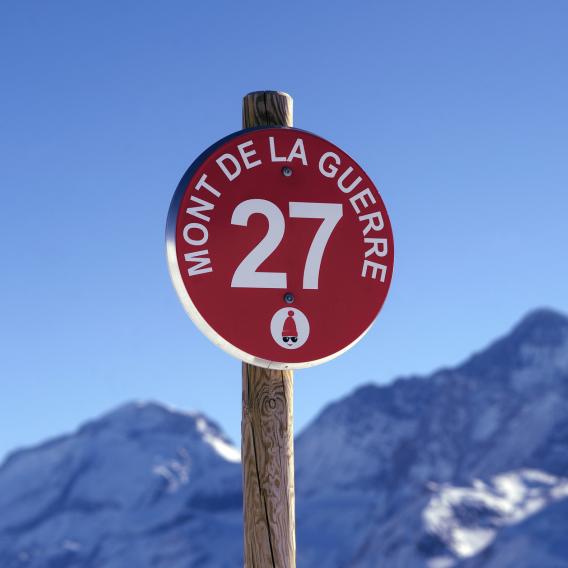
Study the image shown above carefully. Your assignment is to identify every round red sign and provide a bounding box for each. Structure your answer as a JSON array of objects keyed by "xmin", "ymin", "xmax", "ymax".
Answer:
[{"xmin": 166, "ymin": 127, "xmax": 394, "ymax": 369}]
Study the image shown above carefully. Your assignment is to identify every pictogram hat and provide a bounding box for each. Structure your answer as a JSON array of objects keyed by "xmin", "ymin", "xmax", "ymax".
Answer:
[{"xmin": 282, "ymin": 310, "xmax": 298, "ymax": 337}]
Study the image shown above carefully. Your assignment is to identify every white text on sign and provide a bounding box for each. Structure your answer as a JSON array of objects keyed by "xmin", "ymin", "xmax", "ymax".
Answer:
[
  {"xmin": 231, "ymin": 200, "xmax": 343, "ymax": 290},
  {"xmin": 180, "ymin": 136, "xmax": 389, "ymax": 284}
]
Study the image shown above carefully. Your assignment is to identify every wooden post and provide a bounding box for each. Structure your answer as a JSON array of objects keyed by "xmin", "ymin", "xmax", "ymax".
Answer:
[{"xmin": 241, "ymin": 91, "xmax": 296, "ymax": 568}]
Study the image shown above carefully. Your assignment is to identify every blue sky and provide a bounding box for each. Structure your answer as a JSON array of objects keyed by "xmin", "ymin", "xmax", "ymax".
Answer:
[{"xmin": 1, "ymin": 1, "xmax": 567, "ymax": 460}]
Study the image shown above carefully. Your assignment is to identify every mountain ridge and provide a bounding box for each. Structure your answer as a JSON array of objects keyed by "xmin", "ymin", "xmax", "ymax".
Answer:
[
  {"xmin": 3, "ymin": 307, "xmax": 565, "ymax": 470},
  {"xmin": 301, "ymin": 307, "xmax": 568, "ymax": 429},
  {"xmin": 1, "ymin": 307, "xmax": 567, "ymax": 567}
]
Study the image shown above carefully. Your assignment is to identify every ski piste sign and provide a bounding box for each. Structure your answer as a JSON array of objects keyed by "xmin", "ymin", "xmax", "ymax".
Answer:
[{"xmin": 166, "ymin": 127, "xmax": 394, "ymax": 369}]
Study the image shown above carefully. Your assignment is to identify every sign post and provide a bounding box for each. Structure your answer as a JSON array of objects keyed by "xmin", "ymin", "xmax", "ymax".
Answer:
[
  {"xmin": 241, "ymin": 91, "xmax": 296, "ymax": 568},
  {"xmin": 166, "ymin": 90, "xmax": 394, "ymax": 568}
]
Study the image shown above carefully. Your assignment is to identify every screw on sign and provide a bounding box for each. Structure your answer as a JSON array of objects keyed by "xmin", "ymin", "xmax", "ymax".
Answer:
[{"xmin": 166, "ymin": 127, "xmax": 394, "ymax": 369}]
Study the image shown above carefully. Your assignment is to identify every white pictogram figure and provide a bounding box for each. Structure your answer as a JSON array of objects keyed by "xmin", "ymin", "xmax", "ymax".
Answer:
[{"xmin": 270, "ymin": 308, "xmax": 310, "ymax": 349}]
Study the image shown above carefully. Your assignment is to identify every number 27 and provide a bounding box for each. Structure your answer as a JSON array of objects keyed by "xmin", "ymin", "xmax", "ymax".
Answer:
[{"xmin": 231, "ymin": 199, "xmax": 343, "ymax": 290}]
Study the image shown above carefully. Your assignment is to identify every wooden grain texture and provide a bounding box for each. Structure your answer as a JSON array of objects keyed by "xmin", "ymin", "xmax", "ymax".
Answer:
[
  {"xmin": 242, "ymin": 91, "xmax": 293, "ymax": 129},
  {"xmin": 242, "ymin": 90, "xmax": 295, "ymax": 568},
  {"xmin": 242, "ymin": 364, "xmax": 295, "ymax": 568}
]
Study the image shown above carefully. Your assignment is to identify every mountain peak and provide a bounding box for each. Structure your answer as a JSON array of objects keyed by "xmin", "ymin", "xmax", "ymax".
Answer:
[
  {"xmin": 0, "ymin": 400, "xmax": 240, "ymax": 481},
  {"xmin": 80, "ymin": 400, "xmax": 218, "ymax": 437},
  {"xmin": 77, "ymin": 400, "xmax": 241, "ymax": 464},
  {"xmin": 512, "ymin": 308, "xmax": 568, "ymax": 341},
  {"xmin": 460, "ymin": 308, "xmax": 568, "ymax": 377},
  {"xmin": 95, "ymin": 399, "xmax": 199, "ymax": 421}
]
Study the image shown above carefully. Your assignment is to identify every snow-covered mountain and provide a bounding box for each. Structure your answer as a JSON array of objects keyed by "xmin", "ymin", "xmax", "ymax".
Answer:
[
  {"xmin": 0, "ymin": 404, "xmax": 243, "ymax": 567},
  {"xmin": 1, "ymin": 308, "xmax": 567, "ymax": 567},
  {"xmin": 296, "ymin": 308, "xmax": 568, "ymax": 567}
]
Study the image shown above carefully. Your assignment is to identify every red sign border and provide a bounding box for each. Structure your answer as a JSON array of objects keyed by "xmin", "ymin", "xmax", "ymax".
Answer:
[{"xmin": 166, "ymin": 126, "xmax": 393, "ymax": 370}]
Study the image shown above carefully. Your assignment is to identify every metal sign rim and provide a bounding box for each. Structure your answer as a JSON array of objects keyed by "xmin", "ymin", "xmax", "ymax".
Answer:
[{"xmin": 165, "ymin": 126, "xmax": 390, "ymax": 370}]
